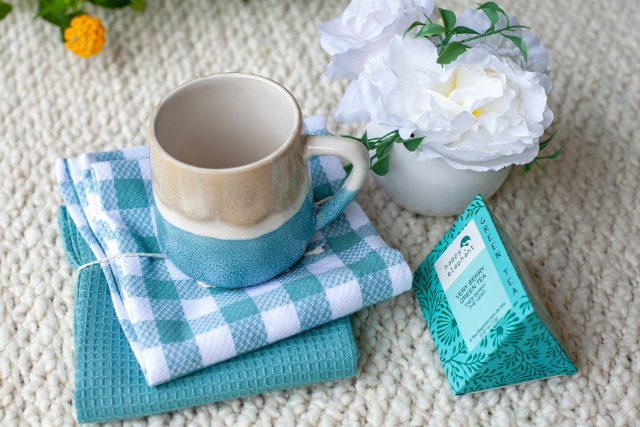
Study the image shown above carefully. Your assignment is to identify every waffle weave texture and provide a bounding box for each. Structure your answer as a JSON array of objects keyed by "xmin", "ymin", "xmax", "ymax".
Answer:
[{"xmin": 59, "ymin": 205, "xmax": 359, "ymax": 424}]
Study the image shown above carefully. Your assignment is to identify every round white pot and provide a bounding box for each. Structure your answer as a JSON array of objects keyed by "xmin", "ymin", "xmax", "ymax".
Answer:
[{"xmin": 372, "ymin": 143, "xmax": 511, "ymax": 217}]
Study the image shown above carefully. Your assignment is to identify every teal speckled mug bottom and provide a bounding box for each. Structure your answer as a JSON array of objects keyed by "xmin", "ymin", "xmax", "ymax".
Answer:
[{"xmin": 155, "ymin": 189, "xmax": 318, "ymax": 288}]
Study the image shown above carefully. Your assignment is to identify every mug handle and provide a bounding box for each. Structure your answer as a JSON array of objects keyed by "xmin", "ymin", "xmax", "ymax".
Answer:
[{"xmin": 303, "ymin": 135, "xmax": 370, "ymax": 231}]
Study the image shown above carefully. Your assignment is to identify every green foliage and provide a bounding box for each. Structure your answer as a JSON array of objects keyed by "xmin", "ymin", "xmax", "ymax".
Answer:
[
  {"xmin": 415, "ymin": 23, "xmax": 445, "ymax": 37},
  {"xmin": 32, "ymin": 0, "xmax": 144, "ymax": 43},
  {"xmin": 407, "ymin": 1, "xmax": 530, "ymax": 65},
  {"xmin": 88, "ymin": 0, "xmax": 131, "ymax": 9},
  {"xmin": 130, "ymin": 0, "xmax": 145, "ymax": 11},
  {"xmin": 438, "ymin": 7, "xmax": 456, "ymax": 30},
  {"xmin": 36, "ymin": 0, "xmax": 69, "ymax": 18},
  {"xmin": 341, "ymin": 130, "xmax": 425, "ymax": 177},
  {"xmin": 402, "ymin": 137, "xmax": 424, "ymax": 151},
  {"xmin": 37, "ymin": 0, "xmax": 73, "ymax": 40},
  {"xmin": 503, "ymin": 34, "xmax": 527, "ymax": 64},
  {"xmin": 437, "ymin": 41, "xmax": 468, "ymax": 65},
  {"xmin": 371, "ymin": 152, "xmax": 391, "ymax": 175},
  {"xmin": 0, "ymin": 2, "xmax": 12, "ymax": 20},
  {"xmin": 477, "ymin": 1, "xmax": 502, "ymax": 25},
  {"xmin": 452, "ymin": 26, "xmax": 479, "ymax": 35},
  {"xmin": 517, "ymin": 129, "xmax": 567, "ymax": 176}
]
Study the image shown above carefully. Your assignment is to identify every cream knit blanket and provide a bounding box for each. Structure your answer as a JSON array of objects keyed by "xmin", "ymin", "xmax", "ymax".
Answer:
[{"xmin": 0, "ymin": 0, "xmax": 638, "ymax": 425}]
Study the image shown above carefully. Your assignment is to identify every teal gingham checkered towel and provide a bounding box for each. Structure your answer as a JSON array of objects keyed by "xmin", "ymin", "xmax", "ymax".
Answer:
[{"xmin": 55, "ymin": 116, "xmax": 412, "ymax": 386}]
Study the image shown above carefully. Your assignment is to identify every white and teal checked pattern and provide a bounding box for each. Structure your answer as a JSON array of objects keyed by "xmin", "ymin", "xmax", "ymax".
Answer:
[{"xmin": 55, "ymin": 116, "xmax": 412, "ymax": 386}]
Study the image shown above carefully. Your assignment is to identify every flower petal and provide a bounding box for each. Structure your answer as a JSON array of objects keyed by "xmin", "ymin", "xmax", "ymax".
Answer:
[{"xmin": 335, "ymin": 81, "xmax": 370, "ymax": 122}]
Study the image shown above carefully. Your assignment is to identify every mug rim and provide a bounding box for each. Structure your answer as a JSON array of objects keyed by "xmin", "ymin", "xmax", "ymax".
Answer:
[{"xmin": 148, "ymin": 73, "xmax": 302, "ymax": 175}]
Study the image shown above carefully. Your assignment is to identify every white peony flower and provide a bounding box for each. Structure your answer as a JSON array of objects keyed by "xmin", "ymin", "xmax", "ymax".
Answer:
[
  {"xmin": 336, "ymin": 35, "xmax": 554, "ymax": 171},
  {"xmin": 317, "ymin": 0, "xmax": 435, "ymax": 80},
  {"xmin": 454, "ymin": 9, "xmax": 549, "ymax": 73}
]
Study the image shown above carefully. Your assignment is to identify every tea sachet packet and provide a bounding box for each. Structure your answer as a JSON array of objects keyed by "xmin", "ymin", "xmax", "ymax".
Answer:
[{"xmin": 413, "ymin": 195, "xmax": 577, "ymax": 395}]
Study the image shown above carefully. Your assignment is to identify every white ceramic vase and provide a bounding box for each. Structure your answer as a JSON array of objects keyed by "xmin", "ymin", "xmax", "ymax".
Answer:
[{"xmin": 371, "ymin": 143, "xmax": 511, "ymax": 217}]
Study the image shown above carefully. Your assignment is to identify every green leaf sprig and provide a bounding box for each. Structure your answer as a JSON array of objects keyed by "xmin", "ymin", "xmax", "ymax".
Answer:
[
  {"xmin": 341, "ymin": 130, "xmax": 424, "ymax": 176},
  {"xmin": 404, "ymin": 2, "xmax": 530, "ymax": 65},
  {"xmin": 517, "ymin": 130, "xmax": 566, "ymax": 175},
  {"xmin": 340, "ymin": 128, "xmax": 565, "ymax": 178}
]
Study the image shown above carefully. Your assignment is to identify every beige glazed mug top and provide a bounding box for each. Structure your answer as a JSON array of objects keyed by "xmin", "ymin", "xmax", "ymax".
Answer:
[
  {"xmin": 149, "ymin": 73, "xmax": 311, "ymax": 239},
  {"xmin": 148, "ymin": 72, "xmax": 370, "ymax": 241}
]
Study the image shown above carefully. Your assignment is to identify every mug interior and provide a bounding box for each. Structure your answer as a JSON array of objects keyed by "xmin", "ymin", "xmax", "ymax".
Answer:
[{"xmin": 152, "ymin": 74, "xmax": 299, "ymax": 169}]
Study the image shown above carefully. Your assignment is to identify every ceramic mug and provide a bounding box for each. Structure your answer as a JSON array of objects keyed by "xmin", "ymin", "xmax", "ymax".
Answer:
[{"xmin": 149, "ymin": 73, "xmax": 370, "ymax": 288}]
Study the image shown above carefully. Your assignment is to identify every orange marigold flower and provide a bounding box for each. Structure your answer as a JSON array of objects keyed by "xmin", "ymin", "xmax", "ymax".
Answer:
[{"xmin": 64, "ymin": 14, "xmax": 105, "ymax": 58}]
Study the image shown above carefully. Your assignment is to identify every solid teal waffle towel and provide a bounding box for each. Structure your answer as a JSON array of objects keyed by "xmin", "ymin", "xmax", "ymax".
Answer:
[{"xmin": 59, "ymin": 206, "xmax": 359, "ymax": 424}]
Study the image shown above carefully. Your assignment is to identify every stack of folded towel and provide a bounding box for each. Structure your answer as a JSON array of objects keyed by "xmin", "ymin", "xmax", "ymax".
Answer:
[{"xmin": 57, "ymin": 116, "xmax": 412, "ymax": 423}]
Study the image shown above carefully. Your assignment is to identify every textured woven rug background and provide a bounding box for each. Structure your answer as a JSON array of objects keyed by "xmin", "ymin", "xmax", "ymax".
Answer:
[{"xmin": 1, "ymin": 0, "xmax": 639, "ymax": 425}]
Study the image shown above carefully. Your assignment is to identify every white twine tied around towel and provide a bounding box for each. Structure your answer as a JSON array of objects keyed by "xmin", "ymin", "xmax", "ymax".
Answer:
[
  {"xmin": 75, "ymin": 245, "xmax": 326, "ymax": 288},
  {"xmin": 76, "ymin": 253, "xmax": 169, "ymax": 273}
]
